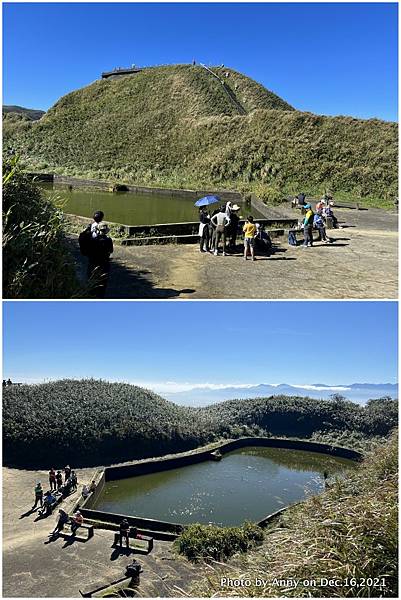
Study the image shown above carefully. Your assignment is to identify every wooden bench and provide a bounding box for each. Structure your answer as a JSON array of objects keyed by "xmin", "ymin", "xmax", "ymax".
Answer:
[{"xmin": 113, "ymin": 529, "xmax": 153, "ymax": 553}]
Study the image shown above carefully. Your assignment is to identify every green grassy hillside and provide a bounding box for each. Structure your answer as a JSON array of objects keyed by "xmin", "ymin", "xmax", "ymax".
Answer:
[
  {"xmin": 3, "ymin": 65, "xmax": 397, "ymax": 205},
  {"xmin": 3, "ymin": 379, "xmax": 397, "ymax": 468}
]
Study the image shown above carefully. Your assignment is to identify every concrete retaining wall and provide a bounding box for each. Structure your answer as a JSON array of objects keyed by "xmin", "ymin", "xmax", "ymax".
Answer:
[{"xmin": 80, "ymin": 438, "xmax": 361, "ymax": 533}]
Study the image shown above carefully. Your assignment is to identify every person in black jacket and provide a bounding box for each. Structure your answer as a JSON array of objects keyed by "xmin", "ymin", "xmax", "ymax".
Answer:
[{"xmin": 87, "ymin": 222, "xmax": 113, "ymax": 298}]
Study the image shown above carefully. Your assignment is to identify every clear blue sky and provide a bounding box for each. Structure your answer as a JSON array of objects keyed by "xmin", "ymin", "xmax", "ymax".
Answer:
[
  {"xmin": 3, "ymin": 301, "xmax": 398, "ymax": 388},
  {"xmin": 2, "ymin": 2, "xmax": 398, "ymax": 121}
]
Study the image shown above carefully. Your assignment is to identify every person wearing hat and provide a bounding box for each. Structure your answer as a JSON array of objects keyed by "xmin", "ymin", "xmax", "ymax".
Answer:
[
  {"xmin": 87, "ymin": 221, "xmax": 114, "ymax": 298},
  {"xmin": 71, "ymin": 510, "xmax": 84, "ymax": 535},
  {"xmin": 303, "ymin": 204, "xmax": 315, "ymax": 247},
  {"xmin": 227, "ymin": 204, "xmax": 240, "ymax": 250}
]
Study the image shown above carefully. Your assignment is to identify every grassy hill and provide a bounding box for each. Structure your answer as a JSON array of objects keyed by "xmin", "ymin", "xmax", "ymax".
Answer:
[
  {"xmin": 3, "ymin": 65, "xmax": 397, "ymax": 205},
  {"xmin": 3, "ymin": 379, "xmax": 397, "ymax": 468},
  {"xmin": 3, "ymin": 105, "xmax": 45, "ymax": 121}
]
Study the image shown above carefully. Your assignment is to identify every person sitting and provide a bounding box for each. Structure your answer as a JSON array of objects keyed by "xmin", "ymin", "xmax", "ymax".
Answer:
[
  {"xmin": 313, "ymin": 213, "xmax": 330, "ymax": 243},
  {"xmin": 89, "ymin": 480, "xmax": 96, "ymax": 493},
  {"xmin": 255, "ymin": 223, "xmax": 272, "ymax": 254},
  {"xmin": 40, "ymin": 491, "xmax": 56, "ymax": 516},
  {"xmin": 82, "ymin": 484, "xmax": 90, "ymax": 499},
  {"xmin": 71, "ymin": 510, "xmax": 83, "ymax": 535},
  {"xmin": 324, "ymin": 203, "xmax": 339, "ymax": 228},
  {"xmin": 51, "ymin": 509, "xmax": 69, "ymax": 536},
  {"xmin": 60, "ymin": 478, "xmax": 72, "ymax": 498},
  {"xmin": 315, "ymin": 198, "xmax": 326, "ymax": 214},
  {"xmin": 119, "ymin": 518, "xmax": 130, "ymax": 548}
]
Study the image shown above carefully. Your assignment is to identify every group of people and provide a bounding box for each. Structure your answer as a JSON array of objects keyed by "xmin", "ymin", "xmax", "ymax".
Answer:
[
  {"xmin": 79, "ymin": 210, "xmax": 114, "ymax": 298},
  {"xmin": 198, "ymin": 201, "xmax": 272, "ymax": 261},
  {"xmin": 294, "ymin": 193, "xmax": 340, "ymax": 248},
  {"xmin": 32, "ymin": 465, "xmax": 83, "ymax": 519}
]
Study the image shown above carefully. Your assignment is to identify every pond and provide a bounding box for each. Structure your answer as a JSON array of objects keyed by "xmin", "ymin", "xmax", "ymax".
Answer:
[
  {"xmin": 40, "ymin": 184, "xmax": 262, "ymax": 226},
  {"xmin": 94, "ymin": 447, "xmax": 356, "ymax": 526}
]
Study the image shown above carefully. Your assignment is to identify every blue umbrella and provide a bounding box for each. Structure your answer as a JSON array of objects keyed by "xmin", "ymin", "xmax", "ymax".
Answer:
[{"xmin": 194, "ymin": 195, "xmax": 221, "ymax": 207}]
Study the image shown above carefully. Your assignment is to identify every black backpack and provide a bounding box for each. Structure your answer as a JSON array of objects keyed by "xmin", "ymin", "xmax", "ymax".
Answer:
[{"xmin": 78, "ymin": 225, "xmax": 93, "ymax": 256}]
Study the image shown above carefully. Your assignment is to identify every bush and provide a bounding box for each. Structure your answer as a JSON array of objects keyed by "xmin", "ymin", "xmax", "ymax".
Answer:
[
  {"xmin": 2, "ymin": 155, "xmax": 79, "ymax": 298},
  {"xmin": 175, "ymin": 521, "xmax": 264, "ymax": 562}
]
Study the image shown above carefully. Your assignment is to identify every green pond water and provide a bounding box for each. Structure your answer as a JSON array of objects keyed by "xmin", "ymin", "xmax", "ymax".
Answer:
[
  {"xmin": 40, "ymin": 184, "xmax": 262, "ymax": 226},
  {"xmin": 95, "ymin": 447, "xmax": 356, "ymax": 526}
]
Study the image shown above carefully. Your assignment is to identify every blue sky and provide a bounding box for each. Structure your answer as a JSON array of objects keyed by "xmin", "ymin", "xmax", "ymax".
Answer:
[
  {"xmin": 3, "ymin": 301, "xmax": 398, "ymax": 391},
  {"xmin": 2, "ymin": 2, "xmax": 398, "ymax": 121}
]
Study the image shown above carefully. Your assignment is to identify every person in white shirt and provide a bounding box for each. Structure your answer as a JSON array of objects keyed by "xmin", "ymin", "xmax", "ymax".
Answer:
[{"xmin": 211, "ymin": 208, "xmax": 230, "ymax": 256}]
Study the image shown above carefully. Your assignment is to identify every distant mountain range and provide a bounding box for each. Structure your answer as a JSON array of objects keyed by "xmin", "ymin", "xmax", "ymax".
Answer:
[
  {"xmin": 163, "ymin": 382, "xmax": 398, "ymax": 407},
  {"xmin": 3, "ymin": 105, "xmax": 45, "ymax": 121}
]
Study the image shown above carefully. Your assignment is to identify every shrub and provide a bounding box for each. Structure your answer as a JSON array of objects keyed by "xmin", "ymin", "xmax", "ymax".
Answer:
[
  {"xmin": 175, "ymin": 521, "xmax": 264, "ymax": 562},
  {"xmin": 2, "ymin": 155, "xmax": 79, "ymax": 298}
]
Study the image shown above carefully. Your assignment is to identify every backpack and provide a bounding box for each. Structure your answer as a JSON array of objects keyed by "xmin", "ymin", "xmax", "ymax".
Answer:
[
  {"xmin": 288, "ymin": 230, "xmax": 297, "ymax": 246},
  {"xmin": 78, "ymin": 225, "xmax": 93, "ymax": 256}
]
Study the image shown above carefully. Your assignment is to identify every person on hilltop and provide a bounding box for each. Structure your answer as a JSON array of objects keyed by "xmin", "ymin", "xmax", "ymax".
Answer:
[
  {"xmin": 211, "ymin": 206, "xmax": 230, "ymax": 256},
  {"xmin": 198, "ymin": 208, "xmax": 211, "ymax": 253},
  {"xmin": 243, "ymin": 215, "xmax": 257, "ymax": 261},
  {"xmin": 49, "ymin": 468, "xmax": 57, "ymax": 491},
  {"xmin": 32, "ymin": 481, "xmax": 43, "ymax": 509},
  {"xmin": 87, "ymin": 222, "xmax": 114, "ymax": 298},
  {"xmin": 302, "ymin": 203, "xmax": 315, "ymax": 247}
]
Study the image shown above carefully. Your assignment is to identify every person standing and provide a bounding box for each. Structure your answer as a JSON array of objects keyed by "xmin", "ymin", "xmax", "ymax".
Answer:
[
  {"xmin": 87, "ymin": 222, "xmax": 114, "ymax": 298},
  {"xmin": 119, "ymin": 518, "xmax": 130, "ymax": 548},
  {"xmin": 314, "ymin": 213, "xmax": 330, "ymax": 243},
  {"xmin": 211, "ymin": 207, "xmax": 230, "ymax": 256},
  {"xmin": 243, "ymin": 215, "xmax": 257, "ymax": 261},
  {"xmin": 228, "ymin": 204, "xmax": 240, "ymax": 250},
  {"xmin": 303, "ymin": 204, "xmax": 315, "ymax": 247},
  {"xmin": 32, "ymin": 482, "xmax": 43, "ymax": 509},
  {"xmin": 49, "ymin": 468, "xmax": 57, "ymax": 492},
  {"xmin": 198, "ymin": 208, "xmax": 210, "ymax": 252},
  {"xmin": 64, "ymin": 465, "xmax": 71, "ymax": 482},
  {"xmin": 56, "ymin": 470, "xmax": 63, "ymax": 491}
]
